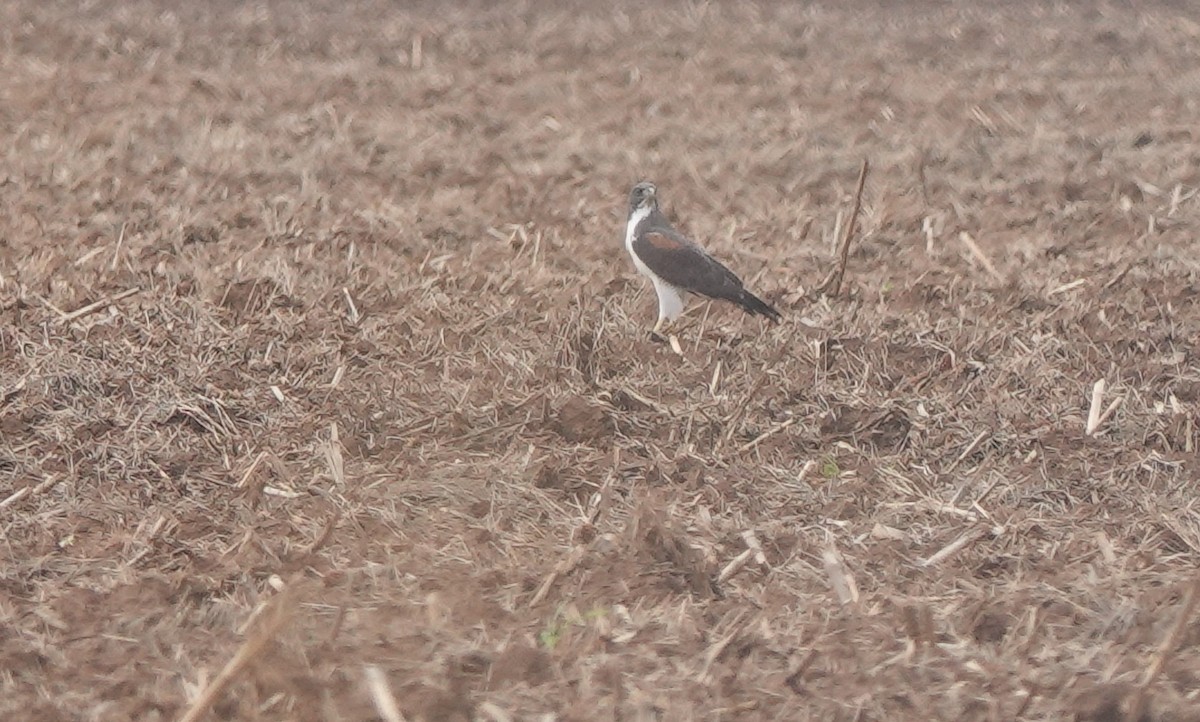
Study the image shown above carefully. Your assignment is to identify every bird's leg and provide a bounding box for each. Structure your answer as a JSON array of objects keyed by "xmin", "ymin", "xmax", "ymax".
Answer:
[
  {"xmin": 650, "ymin": 316, "xmax": 668, "ymax": 343},
  {"xmin": 650, "ymin": 318, "xmax": 683, "ymax": 355}
]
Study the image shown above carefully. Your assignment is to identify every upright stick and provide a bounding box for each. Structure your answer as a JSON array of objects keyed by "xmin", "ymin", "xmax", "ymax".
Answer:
[{"xmin": 821, "ymin": 159, "xmax": 870, "ymax": 297}]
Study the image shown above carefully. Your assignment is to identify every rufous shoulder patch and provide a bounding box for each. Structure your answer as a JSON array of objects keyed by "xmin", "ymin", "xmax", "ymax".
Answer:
[{"xmin": 643, "ymin": 232, "xmax": 684, "ymax": 251}]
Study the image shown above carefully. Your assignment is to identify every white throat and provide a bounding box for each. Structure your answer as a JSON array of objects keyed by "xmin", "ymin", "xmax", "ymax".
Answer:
[
  {"xmin": 624, "ymin": 204, "xmax": 656, "ymax": 282},
  {"xmin": 624, "ymin": 205, "xmax": 651, "ymax": 250}
]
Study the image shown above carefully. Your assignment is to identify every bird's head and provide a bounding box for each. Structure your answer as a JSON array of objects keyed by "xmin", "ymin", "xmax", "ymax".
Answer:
[{"xmin": 628, "ymin": 181, "xmax": 658, "ymax": 215}]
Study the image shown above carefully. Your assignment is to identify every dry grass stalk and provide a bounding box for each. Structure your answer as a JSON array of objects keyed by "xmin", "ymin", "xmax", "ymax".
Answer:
[
  {"xmin": 54, "ymin": 286, "xmax": 139, "ymax": 324},
  {"xmin": 718, "ymin": 318, "xmax": 807, "ymax": 450},
  {"xmin": 919, "ymin": 525, "xmax": 994, "ymax": 567},
  {"xmin": 822, "ymin": 544, "xmax": 859, "ymax": 606},
  {"xmin": 1125, "ymin": 576, "xmax": 1200, "ymax": 722},
  {"xmin": 1048, "ymin": 278, "xmax": 1086, "ymax": 296},
  {"xmin": 363, "ymin": 665, "xmax": 409, "ymax": 722},
  {"xmin": 785, "ymin": 648, "xmax": 821, "ymax": 693},
  {"xmin": 668, "ymin": 333, "xmax": 683, "ymax": 356},
  {"xmin": 30, "ymin": 292, "xmax": 68, "ymax": 318},
  {"xmin": 235, "ymin": 451, "xmax": 268, "ymax": 488},
  {"xmin": 737, "ymin": 416, "xmax": 796, "ymax": 453},
  {"xmin": 324, "ymin": 422, "xmax": 346, "ymax": 485},
  {"xmin": 1095, "ymin": 531, "xmax": 1117, "ymax": 565},
  {"xmin": 697, "ymin": 610, "xmax": 748, "ymax": 683},
  {"xmin": 0, "ymin": 376, "xmax": 26, "ymax": 403},
  {"xmin": 477, "ymin": 701, "xmax": 515, "ymax": 722},
  {"xmin": 819, "ymin": 158, "xmax": 870, "ymax": 297},
  {"xmin": 741, "ymin": 529, "xmax": 768, "ymax": 567},
  {"xmin": 125, "ymin": 514, "xmax": 170, "ymax": 567},
  {"xmin": 176, "ymin": 582, "xmax": 298, "ymax": 722},
  {"xmin": 957, "ymin": 231, "xmax": 1004, "ymax": 282},
  {"xmin": 717, "ymin": 548, "xmax": 756, "ymax": 585},
  {"xmin": 1085, "ymin": 379, "xmax": 1122, "ymax": 436},
  {"xmin": 717, "ymin": 529, "xmax": 769, "ymax": 584},
  {"xmin": 946, "ymin": 429, "xmax": 988, "ymax": 473},
  {"xmin": 719, "ymin": 367, "xmax": 778, "ymax": 449},
  {"xmin": 341, "ymin": 287, "xmax": 360, "ymax": 323},
  {"xmin": 528, "ymin": 544, "xmax": 589, "ymax": 607},
  {"xmin": 6, "ymin": 3, "xmax": 1200, "ymax": 720},
  {"xmin": 0, "ymin": 475, "xmax": 58, "ymax": 510},
  {"xmin": 1096, "ymin": 396, "xmax": 1124, "ymax": 435},
  {"xmin": 1086, "ymin": 379, "xmax": 1106, "ymax": 435},
  {"xmin": 303, "ymin": 513, "xmax": 340, "ymax": 557},
  {"xmin": 109, "ymin": 222, "xmax": 126, "ymax": 270},
  {"xmin": 0, "ymin": 485, "xmax": 31, "ymax": 509},
  {"xmin": 327, "ymin": 601, "xmax": 348, "ymax": 645},
  {"xmin": 410, "ymin": 34, "xmax": 423, "ymax": 69}
]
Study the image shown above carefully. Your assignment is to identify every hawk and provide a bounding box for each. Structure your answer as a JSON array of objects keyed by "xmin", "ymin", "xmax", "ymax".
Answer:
[{"xmin": 624, "ymin": 181, "xmax": 781, "ymax": 337}]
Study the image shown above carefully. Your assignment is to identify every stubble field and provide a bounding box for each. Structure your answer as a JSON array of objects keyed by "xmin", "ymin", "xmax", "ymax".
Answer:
[{"xmin": 5, "ymin": 1, "xmax": 1200, "ymax": 720}]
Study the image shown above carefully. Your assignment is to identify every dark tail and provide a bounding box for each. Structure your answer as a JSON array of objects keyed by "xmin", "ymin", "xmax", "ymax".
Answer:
[{"xmin": 736, "ymin": 289, "xmax": 782, "ymax": 323}]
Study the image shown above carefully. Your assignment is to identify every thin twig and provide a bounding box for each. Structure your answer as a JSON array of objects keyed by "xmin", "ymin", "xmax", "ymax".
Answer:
[
  {"xmin": 0, "ymin": 376, "xmax": 26, "ymax": 406},
  {"xmin": 919, "ymin": 524, "xmax": 998, "ymax": 567},
  {"xmin": 957, "ymin": 232, "xmax": 1003, "ymax": 282},
  {"xmin": 820, "ymin": 159, "xmax": 870, "ymax": 297},
  {"xmin": 738, "ymin": 417, "xmax": 796, "ymax": 452},
  {"xmin": 1095, "ymin": 395, "xmax": 1124, "ymax": 434},
  {"xmin": 0, "ymin": 475, "xmax": 59, "ymax": 510},
  {"xmin": 719, "ymin": 359, "xmax": 784, "ymax": 449},
  {"xmin": 528, "ymin": 545, "xmax": 588, "ymax": 607},
  {"xmin": 718, "ymin": 314, "xmax": 811, "ymax": 451},
  {"xmin": 341, "ymin": 287, "xmax": 360, "ymax": 323},
  {"xmin": 57, "ymin": 287, "xmax": 140, "ymax": 324},
  {"xmin": 176, "ymin": 582, "xmax": 298, "ymax": 722},
  {"xmin": 696, "ymin": 610, "xmax": 748, "ymax": 683},
  {"xmin": 946, "ymin": 429, "xmax": 989, "ymax": 473},
  {"xmin": 717, "ymin": 548, "xmax": 755, "ymax": 584}
]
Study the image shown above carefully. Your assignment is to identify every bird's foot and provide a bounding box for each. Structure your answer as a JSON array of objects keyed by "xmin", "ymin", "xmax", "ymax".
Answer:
[
  {"xmin": 650, "ymin": 318, "xmax": 668, "ymax": 343},
  {"xmin": 650, "ymin": 320, "xmax": 684, "ymax": 355}
]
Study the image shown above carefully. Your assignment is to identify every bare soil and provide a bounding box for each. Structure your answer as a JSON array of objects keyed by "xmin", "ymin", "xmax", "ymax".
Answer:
[{"xmin": 5, "ymin": 1, "xmax": 1200, "ymax": 720}]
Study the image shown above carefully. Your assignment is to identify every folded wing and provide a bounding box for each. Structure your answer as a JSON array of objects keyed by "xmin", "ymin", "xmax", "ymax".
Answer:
[
  {"xmin": 632, "ymin": 227, "xmax": 744, "ymax": 300},
  {"xmin": 632, "ymin": 224, "xmax": 782, "ymax": 323}
]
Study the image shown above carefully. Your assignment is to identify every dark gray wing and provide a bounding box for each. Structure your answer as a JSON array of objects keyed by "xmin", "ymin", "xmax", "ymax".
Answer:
[
  {"xmin": 631, "ymin": 220, "xmax": 745, "ymax": 301},
  {"xmin": 631, "ymin": 214, "xmax": 783, "ymax": 322}
]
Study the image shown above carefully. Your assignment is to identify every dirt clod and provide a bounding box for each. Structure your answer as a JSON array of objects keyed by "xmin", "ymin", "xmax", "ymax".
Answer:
[{"xmin": 552, "ymin": 395, "xmax": 612, "ymax": 443}]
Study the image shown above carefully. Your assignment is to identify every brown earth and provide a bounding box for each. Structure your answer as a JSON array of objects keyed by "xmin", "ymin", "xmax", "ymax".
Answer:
[{"xmin": 4, "ymin": 0, "xmax": 1200, "ymax": 720}]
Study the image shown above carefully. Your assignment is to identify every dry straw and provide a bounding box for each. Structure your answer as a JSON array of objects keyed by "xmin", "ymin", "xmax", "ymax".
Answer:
[{"xmin": 5, "ymin": 1, "xmax": 1200, "ymax": 720}]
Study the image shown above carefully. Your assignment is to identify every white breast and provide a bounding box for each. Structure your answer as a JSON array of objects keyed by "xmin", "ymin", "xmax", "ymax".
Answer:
[
  {"xmin": 624, "ymin": 205, "xmax": 654, "ymax": 279},
  {"xmin": 624, "ymin": 205, "xmax": 686, "ymax": 322}
]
